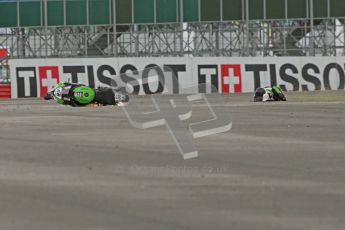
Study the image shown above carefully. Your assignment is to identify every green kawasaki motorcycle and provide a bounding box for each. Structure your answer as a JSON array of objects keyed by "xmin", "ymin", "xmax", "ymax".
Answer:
[{"xmin": 44, "ymin": 82, "xmax": 129, "ymax": 107}]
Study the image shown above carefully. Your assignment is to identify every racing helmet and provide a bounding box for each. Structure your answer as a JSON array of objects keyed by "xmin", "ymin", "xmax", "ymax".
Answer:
[{"xmin": 254, "ymin": 87, "xmax": 266, "ymax": 102}]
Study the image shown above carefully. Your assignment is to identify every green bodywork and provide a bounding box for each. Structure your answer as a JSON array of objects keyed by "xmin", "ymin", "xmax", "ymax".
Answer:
[
  {"xmin": 264, "ymin": 85, "xmax": 284, "ymax": 95},
  {"xmin": 52, "ymin": 83, "xmax": 95, "ymax": 105},
  {"xmin": 73, "ymin": 86, "xmax": 95, "ymax": 104},
  {"xmin": 51, "ymin": 82, "xmax": 66, "ymax": 105}
]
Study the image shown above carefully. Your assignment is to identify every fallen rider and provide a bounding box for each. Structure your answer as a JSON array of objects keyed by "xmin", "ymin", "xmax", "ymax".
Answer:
[{"xmin": 254, "ymin": 85, "xmax": 287, "ymax": 102}]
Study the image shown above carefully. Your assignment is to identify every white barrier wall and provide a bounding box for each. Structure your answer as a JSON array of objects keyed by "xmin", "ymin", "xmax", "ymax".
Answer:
[{"xmin": 9, "ymin": 57, "xmax": 345, "ymax": 98}]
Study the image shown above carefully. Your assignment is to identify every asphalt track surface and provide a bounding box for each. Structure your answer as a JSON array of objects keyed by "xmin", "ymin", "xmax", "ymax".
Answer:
[{"xmin": 0, "ymin": 92, "xmax": 344, "ymax": 230}]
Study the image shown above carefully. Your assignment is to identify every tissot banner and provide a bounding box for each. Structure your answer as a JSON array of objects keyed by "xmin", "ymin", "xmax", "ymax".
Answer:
[{"xmin": 9, "ymin": 57, "xmax": 345, "ymax": 98}]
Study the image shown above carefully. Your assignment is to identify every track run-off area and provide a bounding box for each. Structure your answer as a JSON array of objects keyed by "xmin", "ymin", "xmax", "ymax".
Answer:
[{"xmin": 0, "ymin": 91, "xmax": 344, "ymax": 230}]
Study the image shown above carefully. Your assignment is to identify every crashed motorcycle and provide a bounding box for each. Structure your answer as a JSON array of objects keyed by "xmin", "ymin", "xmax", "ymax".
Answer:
[
  {"xmin": 44, "ymin": 82, "xmax": 129, "ymax": 107},
  {"xmin": 254, "ymin": 85, "xmax": 287, "ymax": 102}
]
